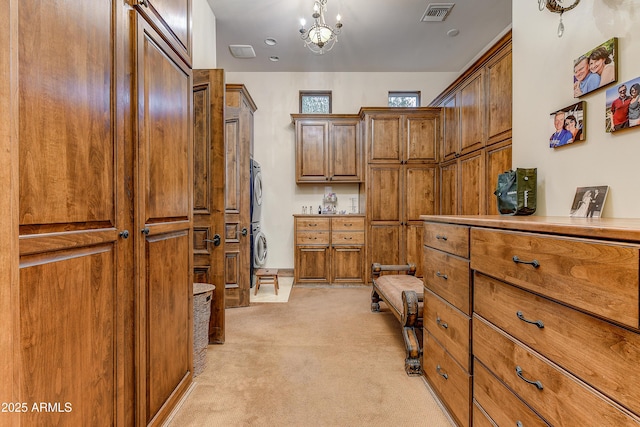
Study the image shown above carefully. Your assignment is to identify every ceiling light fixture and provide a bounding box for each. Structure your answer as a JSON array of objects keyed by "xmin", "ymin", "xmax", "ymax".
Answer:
[
  {"xmin": 538, "ymin": 0, "xmax": 580, "ymax": 37},
  {"xmin": 299, "ymin": 0, "xmax": 343, "ymax": 55}
]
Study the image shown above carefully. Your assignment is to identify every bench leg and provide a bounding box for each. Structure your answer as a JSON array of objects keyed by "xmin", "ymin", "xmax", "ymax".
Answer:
[
  {"xmin": 371, "ymin": 288, "xmax": 381, "ymax": 312},
  {"xmin": 402, "ymin": 326, "xmax": 422, "ymax": 376}
]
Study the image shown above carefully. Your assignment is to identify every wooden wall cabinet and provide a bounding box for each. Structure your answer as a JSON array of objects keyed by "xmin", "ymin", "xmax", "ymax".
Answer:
[
  {"xmin": 361, "ymin": 108, "xmax": 440, "ymax": 282},
  {"xmin": 292, "ymin": 114, "xmax": 362, "ymax": 183},
  {"xmin": 294, "ymin": 215, "xmax": 365, "ymax": 285},
  {"xmin": 433, "ymin": 32, "xmax": 512, "ymax": 216},
  {"xmin": 6, "ymin": 0, "xmax": 194, "ymax": 425},
  {"xmin": 225, "ymin": 84, "xmax": 257, "ymax": 308}
]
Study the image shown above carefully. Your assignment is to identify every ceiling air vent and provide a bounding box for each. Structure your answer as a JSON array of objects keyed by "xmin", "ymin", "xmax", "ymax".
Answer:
[
  {"xmin": 229, "ymin": 45, "xmax": 256, "ymax": 59},
  {"xmin": 420, "ymin": 3, "xmax": 455, "ymax": 22}
]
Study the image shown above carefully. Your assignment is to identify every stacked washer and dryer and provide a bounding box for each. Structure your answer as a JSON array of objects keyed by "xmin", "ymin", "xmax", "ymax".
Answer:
[{"xmin": 250, "ymin": 158, "xmax": 267, "ymax": 286}]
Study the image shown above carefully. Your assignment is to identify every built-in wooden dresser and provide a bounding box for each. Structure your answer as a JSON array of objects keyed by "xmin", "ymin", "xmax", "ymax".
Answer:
[{"xmin": 421, "ymin": 215, "xmax": 640, "ymax": 427}]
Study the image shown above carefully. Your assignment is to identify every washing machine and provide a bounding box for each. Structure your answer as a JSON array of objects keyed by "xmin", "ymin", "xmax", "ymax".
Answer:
[
  {"xmin": 251, "ymin": 223, "xmax": 267, "ymax": 268},
  {"xmin": 250, "ymin": 158, "xmax": 263, "ymax": 224}
]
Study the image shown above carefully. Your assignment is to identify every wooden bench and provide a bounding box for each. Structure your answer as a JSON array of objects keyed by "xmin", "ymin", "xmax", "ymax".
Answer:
[{"xmin": 371, "ymin": 263, "xmax": 424, "ymax": 376}]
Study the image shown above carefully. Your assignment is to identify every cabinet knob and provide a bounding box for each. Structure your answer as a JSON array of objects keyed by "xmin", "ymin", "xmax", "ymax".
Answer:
[
  {"xmin": 119, "ymin": 230, "xmax": 130, "ymax": 239},
  {"xmin": 141, "ymin": 227, "xmax": 150, "ymax": 235}
]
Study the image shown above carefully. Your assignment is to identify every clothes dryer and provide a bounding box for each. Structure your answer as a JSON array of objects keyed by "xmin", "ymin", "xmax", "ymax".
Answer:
[
  {"xmin": 251, "ymin": 223, "xmax": 267, "ymax": 268},
  {"xmin": 250, "ymin": 158, "xmax": 262, "ymax": 224}
]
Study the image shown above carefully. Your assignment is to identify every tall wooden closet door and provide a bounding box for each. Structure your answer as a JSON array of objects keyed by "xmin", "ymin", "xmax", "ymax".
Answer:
[
  {"xmin": 134, "ymin": 16, "xmax": 193, "ymax": 426},
  {"xmin": 17, "ymin": 0, "xmax": 129, "ymax": 425}
]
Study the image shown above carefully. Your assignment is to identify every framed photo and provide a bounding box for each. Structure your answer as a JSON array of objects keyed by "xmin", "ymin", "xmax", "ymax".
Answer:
[
  {"xmin": 573, "ymin": 37, "xmax": 617, "ymax": 98},
  {"xmin": 549, "ymin": 101, "xmax": 585, "ymax": 148},
  {"xmin": 605, "ymin": 76, "xmax": 640, "ymax": 132},
  {"xmin": 569, "ymin": 185, "xmax": 609, "ymax": 218}
]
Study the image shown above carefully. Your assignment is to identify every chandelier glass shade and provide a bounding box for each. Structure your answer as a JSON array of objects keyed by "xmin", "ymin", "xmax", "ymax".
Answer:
[{"xmin": 299, "ymin": 0, "xmax": 342, "ymax": 54}]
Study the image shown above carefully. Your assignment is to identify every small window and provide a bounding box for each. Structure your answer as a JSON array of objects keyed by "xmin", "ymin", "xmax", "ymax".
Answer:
[
  {"xmin": 388, "ymin": 91, "xmax": 421, "ymax": 107},
  {"xmin": 300, "ymin": 91, "xmax": 332, "ymax": 114}
]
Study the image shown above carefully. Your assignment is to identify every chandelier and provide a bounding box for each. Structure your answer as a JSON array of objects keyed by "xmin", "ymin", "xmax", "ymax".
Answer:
[
  {"xmin": 299, "ymin": 0, "xmax": 343, "ymax": 54},
  {"xmin": 538, "ymin": 0, "xmax": 580, "ymax": 37}
]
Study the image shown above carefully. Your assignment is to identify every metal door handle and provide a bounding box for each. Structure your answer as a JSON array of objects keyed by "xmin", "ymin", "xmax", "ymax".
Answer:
[
  {"xmin": 436, "ymin": 317, "xmax": 448, "ymax": 329},
  {"xmin": 512, "ymin": 255, "xmax": 540, "ymax": 268},
  {"xmin": 515, "ymin": 366, "xmax": 543, "ymax": 390},
  {"xmin": 436, "ymin": 271, "xmax": 448, "ymax": 280},
  {"xmin": 119, "ymin": 230, "xmax": 130, "ymax": 239},
  {"xmin": 241, "ymin": 228, "xmax": 248, "ymax": 236},
  {"xmin": 204, "ymin": 234, "xmax": 221, "ymax": 246},
  {"xmin": 516, "ymin": 311, "xmax": 544, "ymax": 328},
  {"xmin": 436, "ymin": 365, "xmax": 448, "ymax": 380},
  {"xmin": 141, "ymin": 227, "xmax": 150, "ymax": 235}
]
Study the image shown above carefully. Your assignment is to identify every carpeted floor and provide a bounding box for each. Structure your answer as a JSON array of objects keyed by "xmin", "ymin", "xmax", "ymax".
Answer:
[{"xmin": 165, "ymin": 286, "xmax": 453, "ymax": 426}]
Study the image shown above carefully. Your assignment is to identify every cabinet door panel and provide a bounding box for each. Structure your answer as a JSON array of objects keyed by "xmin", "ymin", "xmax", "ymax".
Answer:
[
  {"xmin": 460, "ymin": 71, "xmax": 485, "ymax": 155},
  {"xmin": 368, "ymin": 225, "xmax": 401, "ymax": 267},
  {"xmin": 405, "ymin": 166, "xmax": 437, "ymax": 220},
  {"xmin": 332, "ymin": 246, "xmax": 364, "ymax": 283},
  {"xmin": 296, "ymin": 246, "xmax": 330, "ymax": 283},
  {"xmin": 442, "ymin": 94, "xmax": 459, "ymax": 160},
  {"xmin": 460, "ymin": 151, "xmax": 484, "ymax": 215},
  {"xmin": 440, "ymin": 162, "xmax": 458, "ymax": 215},
  {"xmin": 297, "ymin": 121, "xmax": 328, "ymax": 181},
  {"xmin": 486, "ymin": 141, "xmax": 512, "ymax": 215},
  {"xmin": 405, "ymin": 223, "xmax": 424, "ymax": 277},
  {"xmin": 487, "ymin": 48, "xmax": 512, "ymax": 143},
  {"xmin": 406, "ymin": 114, "xmax": 438, "ymax": 162},
  {"xmin": 368, "ymin": 115, "xmax": 402, "ymax": 162},
  {"xmin": 330, "ymin": 120, "xmax": 360, "ymax": 181},
  {"xmin": 368, "ymin": 166, "xmax": 401, "ymax": 222},
  {"xmin": 134, "ymin": 0, "xmax": 191, "ymax": 64}
]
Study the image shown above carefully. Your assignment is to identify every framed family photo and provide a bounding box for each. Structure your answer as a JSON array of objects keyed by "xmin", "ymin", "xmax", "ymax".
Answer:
[
  {"xmin": 573, "ymin": 37, "xmax": 618, "ymax": 98},
  {"xmin": 569, "ymin": 185, "xmax": 609, "ymax": 218},
  {"xmin": 549, "ymin": 101, "xmax": 585, "ymax": 148},
  {"xmin": 605, "ymin": 76, "xmax": 640, "ymax": 133}
]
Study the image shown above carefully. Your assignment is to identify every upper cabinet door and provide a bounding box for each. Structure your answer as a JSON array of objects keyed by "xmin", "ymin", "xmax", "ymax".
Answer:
[
  {"xmin": 367, "ymin": 114, "xmax": 403, "ymax": 163},
  {"xmin": 442, "ymin": 94, "xmax": 460, "ymax": 161},
  {"xmin": 134, "ymin": 0, "xmax": 192, "ymax": 65},
  {"xmin": 296, "ymin": 120, "xmax": 329, "ymax": 182},
  {"xmin": 486, "ymin": 47, "xmax": 513, "ymax": 144},
  {"xmin": 329, "ymin": 118, "xmax": 362, "ymax": 182},
  {"xmin": 459, "ymin": 70, "xmax": 485, "ymax": 156},
  {"xmin": 405, "ymin": 111, "xmax": 440, "ymax": 163}
]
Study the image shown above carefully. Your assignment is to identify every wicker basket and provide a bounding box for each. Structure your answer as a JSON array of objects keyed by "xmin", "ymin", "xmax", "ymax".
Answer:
[{"xmin": 193, "ymin": 282, "xmax": 215, "ymax": 377}]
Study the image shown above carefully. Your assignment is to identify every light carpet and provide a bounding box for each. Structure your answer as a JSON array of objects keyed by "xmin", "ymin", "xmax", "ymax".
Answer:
[{"xmin": 165, "ymin": 286, "xmax": 454, "ymax": 427}]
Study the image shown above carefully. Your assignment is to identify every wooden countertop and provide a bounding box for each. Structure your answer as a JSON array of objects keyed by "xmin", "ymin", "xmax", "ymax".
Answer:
[{"xmin": 420, "ymin": 215, "xmax": 640, "ymax": 243}]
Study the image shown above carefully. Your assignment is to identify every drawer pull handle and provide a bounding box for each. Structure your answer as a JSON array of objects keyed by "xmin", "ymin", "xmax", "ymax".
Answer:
[
  {"xmin": 345, "ymin": 223, "xmax": 353, "ymax": 226},
  {"xmin": 515, "ymin": 366, "xmax": 543, "ymax": 390},
  {"xmin": 512, "ymin": 255, "xmax": 540, "ymax": 268},
  {"xmin": 436, "ymin": 234, "xmax": 448, "ymax": 241},
  {"xmin": 436, "ymin": 271, "xmax": 448, "ymax": 280},
  {"xmin": 436, "ymin": 317, "xmax": 448, "ymax": 329},
  {"xmin": 309, "ymin": 223, "xmax": 318, "ymax": 227},
  {"xmin": 516, "ymin": 422, "xmax": 523, "ymax": 427},
  {"xmin": 343, "ymin": 237, "xmax": 353, "ymax": 240},
  {"xmin": 436, "ymin": 365, "xmax": 448, "ymax": 380},
  {"xmin": 516, "ymin": 311, "xmax": 544, "ymax": 328}
]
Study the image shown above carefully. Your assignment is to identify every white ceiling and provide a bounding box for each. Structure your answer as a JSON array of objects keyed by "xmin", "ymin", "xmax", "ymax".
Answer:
[{"xmin": 206, "ymin": 0, "xmax": 512, "ymax": 73}]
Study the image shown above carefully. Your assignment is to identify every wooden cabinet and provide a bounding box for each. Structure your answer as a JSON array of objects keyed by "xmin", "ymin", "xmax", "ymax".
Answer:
[
  {"xmin": 294, "ymin": 215, "xmax": 365, "ymax": 285},
  {"xmin": 193, "ymin": 69, "xmax": 227, "ymax": 343},
  {"xmin": 292, "ymin": 114, "xmax": 362, "ymax": 183},
  {"xmin": 224, "ymin": 84, "xmax": 256, "ymax": 308},
  {"xmin": 6, "ymin": 0, "xmax": 194, "ymax": 425},
  {"xmin": 361, "ymin": 108, "xmax": 440, "ymax": 282},
  {"xmin": 434, "ymin": 32, "xmax": 512, "ymax": 215},
  {"xmin": 421, "ymin": 215, "xmax": 640, "ymax": 426}
]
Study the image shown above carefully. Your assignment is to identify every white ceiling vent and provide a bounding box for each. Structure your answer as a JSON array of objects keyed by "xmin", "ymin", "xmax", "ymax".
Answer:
[
  {"xmin": 420, "ymin": 3, "xmax": 455, "ymax": 22},
  {"xmin": 229, "ymin": 45, "xmax": 256, "ymax": 59}
]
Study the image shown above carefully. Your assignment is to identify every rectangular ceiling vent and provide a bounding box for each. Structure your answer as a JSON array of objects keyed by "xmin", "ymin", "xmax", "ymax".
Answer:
[
  {"xmin": 420, "ymin": 3, "xmax": 455, "ymax": 22},
  {"xmin": 229, "ymin": 45, "xmax": 256, "ymax": 59}
]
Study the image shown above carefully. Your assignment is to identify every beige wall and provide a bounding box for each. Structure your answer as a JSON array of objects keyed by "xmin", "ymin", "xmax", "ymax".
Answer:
[
  {"xmin": 224, "ymin": 72, "xmax": 457, "ymax": 268},
  {"xmin": 513, "ymin": 0, "xmax": 640, "ymax": 217},
  {"xmin": 192, "ymin": 0, "xmax": 216, "ymax": 69}
]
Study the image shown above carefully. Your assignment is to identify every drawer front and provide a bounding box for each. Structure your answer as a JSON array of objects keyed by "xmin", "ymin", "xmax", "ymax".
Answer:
[
  {"xmin": 423, "ymin": 247, "xmax": 471, "ymax": 315},
  {"xmin": 473, "ymin": 317, "xmax": 640, "ymax": 427},
  {"xmin": 331, "ymin": 231, "xmax": 364, "ymax": 245},
  {"xmin": 332, "ymin": 217, "xmax": 365, "ymax": 231},
  {"xmin": 470, "ymin": 228, "xmax": 640, "ymax": 328},
  {"xmin": 423, "ymin": 222, "xmax": 469, "ymax": 258},
  {"xmin": 423, "ymin": 333, "xmax": 472, "ymax": 427},
  {"xmin": 474, "ymin": 272, "xmax": 640, "ymax": 416},
  {"xmin": 296, "ymin": 231, "xmax": 330, "ymax": 245},
  {"xmin": 474, "ymin": 360, "xmax": 551, "ymax": 427},
  {"xmin": 472, "ymin": 402, "xmax": 497, "ymax": 427},
  {"xmin": 296, "ymin": 217, "xmax": 330, "ymax": 231},
  {"xmin": 423, "ymin": 289, "xmax": 471, "ymax": 372}
]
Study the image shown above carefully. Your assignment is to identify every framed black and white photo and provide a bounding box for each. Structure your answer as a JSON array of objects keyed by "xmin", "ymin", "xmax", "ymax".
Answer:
[
  {"xmin": 569, "ymin": 185, "xmax": 609, "ymax": 218},
  {"xmin": 573, "ymin": 37, "xmax": 618, "ymax": 98}
]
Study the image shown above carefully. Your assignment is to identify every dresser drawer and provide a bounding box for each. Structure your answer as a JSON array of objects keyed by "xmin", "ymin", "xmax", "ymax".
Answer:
[
  {"xmin": 423, "ymin": 222, "xmax": 469, "ymax": 258},
  {"xmin": 472, "ymin": 402, "xmax": 497, "ymax": 427},
  {"xmin": 423, "ymin": 247, "xmax": 471, "ymax": 315},
  {"xmin": 474, "ymin": 272, "xmax": 640, "ymax": 416},
  {"xmin": 473, "ymin": 316, "xmax": 640, "ymax": 426},
  {"xmin": 296, "ymin": 231, "xmax": 330, "ymax": 245},
  {"xmin": 474, "ymin": 359, "xmax": 551, "ymax": 427},
  {"xmin": 470, "ymin": 228, "xmax": 640, "ymax": 328},
  {"xmin": 331, "ymin": 231, "xmax": 364, "ymax": 245},
  {"xmin": 423, "ymin": 332, "xmax": 471, "ymax": 427},
  {"xmin": 423, "ymin": 289, "xmax": 471, "ymax": 372},
  {"xmin": 296, "ymin": 217, "xmax": 330, "ymax": 231},
  {"xmin": 331, "ymin": 217, "xmax": 364, "ymax": 231}
]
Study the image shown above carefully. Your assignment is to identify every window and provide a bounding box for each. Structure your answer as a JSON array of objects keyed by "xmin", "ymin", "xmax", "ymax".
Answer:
[
  {"xmin": 388, "ymin": 91, "xmax": 421, "ymax": 107},
  {"xmin": 300, "ymin": 91, "xmax": 332, "ymax": 113}
]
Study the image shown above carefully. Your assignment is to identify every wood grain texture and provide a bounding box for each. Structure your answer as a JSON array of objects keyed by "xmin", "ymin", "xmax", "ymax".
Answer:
[
  {"xmin": 423, "ymin": 247, "xmax": 472, "ymax": 315},
  {"xmin": 486, "ymin": 44, "xmax": 513, "ymax": 144}
]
